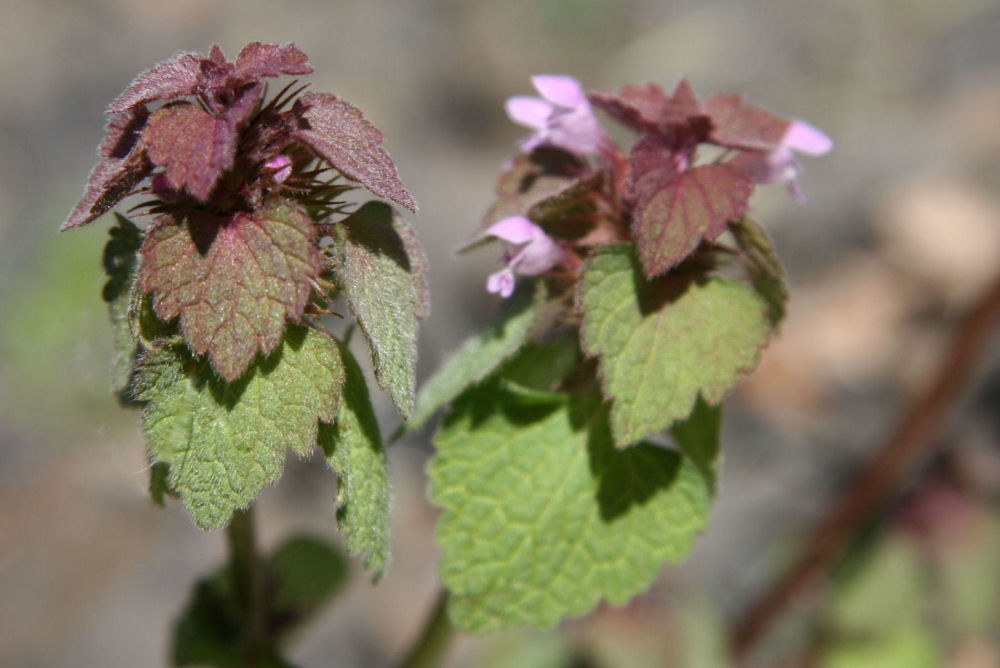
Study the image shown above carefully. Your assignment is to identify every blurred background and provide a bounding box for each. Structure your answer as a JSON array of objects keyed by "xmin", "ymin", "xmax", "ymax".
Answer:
[{"xmin": 2, "ymin": 0, "xmax": 999, "ymax": 666}]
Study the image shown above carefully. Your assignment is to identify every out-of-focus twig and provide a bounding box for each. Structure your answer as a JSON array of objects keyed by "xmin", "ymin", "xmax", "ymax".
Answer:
[{"xmin": 730, "ymin": 270, "xmax": 1000, "ymax": 662}]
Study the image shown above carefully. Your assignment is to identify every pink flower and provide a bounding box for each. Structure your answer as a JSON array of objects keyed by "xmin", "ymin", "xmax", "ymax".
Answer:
[
  {"xmin": 264, "ymin": 154, "xmax": 292, "ymax": 182},
  {"xmin": 482, "ymin": 216, "xmax": 565, "ymax": 298},
  {"xmin": 505, "ymin": 75, "xmax": 606, "ymax": 156},
  {"xmin": 729, "ymin": 119, "xmax": 832, "ymax": 201}
]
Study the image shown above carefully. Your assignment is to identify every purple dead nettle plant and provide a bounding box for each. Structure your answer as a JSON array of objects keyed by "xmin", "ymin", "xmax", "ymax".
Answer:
[
  {"xmin": 62, "ymin": 43, "xmax": 428, "ymax": 554},
  {"xmin": 65, "ymin": 42, "xmax": 420, "ymax": 377},
  {"xmin": 61, "ymin": 41, "xmax": 433, "ymax": 662},
  {"xmin": 415, "ymin": 77, "xmax": 832, "ymax": 636}
]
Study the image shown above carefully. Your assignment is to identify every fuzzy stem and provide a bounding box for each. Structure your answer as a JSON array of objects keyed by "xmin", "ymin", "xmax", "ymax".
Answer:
[
  {"xmin": 228, "ymin": 505, "xmax": 268, "ymax": 664},
  {"xmin": 395, "ymin": 589, "xmax": 454, "ymax": 668}
]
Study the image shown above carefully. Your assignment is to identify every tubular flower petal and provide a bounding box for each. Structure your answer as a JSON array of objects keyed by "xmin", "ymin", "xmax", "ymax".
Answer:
[
  {"xmin": 483, "ymin": 216, "xmax": 565, "ymax": 298},
  {"xmin": 264, "ymin": 154, "xmax": 293, "ymax": 182},
  {"xmin": 505, "ymin": 75, "xmax": 606, "ymax": 156},
  {"xmin": 729, "ymin": 119, "xmax": 832, "ymax": 201}
]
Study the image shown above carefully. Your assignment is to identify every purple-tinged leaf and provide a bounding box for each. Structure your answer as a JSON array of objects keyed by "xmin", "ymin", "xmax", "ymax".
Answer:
[
  {"xmin": 61, "ymin": 152, "xmax": 151, "ymax": 230},
  {"xmin": 627, "ymin": 135, "xmax": 682, "ymax": 204},
  {"xmin": 293, "ymin": 92, "xmax": 415, "ymax": 212},
  {"xmin": 666, "ymin": 79, "xmax": 703, "ymax": 120},
  {"xmin": 99, "ymin": 107, "xmax": 149, "ymax": 159},
  {"xmin": 590, "ymin": 79, "xmax": 707, "ymax": 137},
  {"xmin": 203, "ymin": 44, "xmax": 231, "ymax": 75},
  {"xmin": 590, "ymin": 82, "xmax": 668, "ymax": 132},
  {"xmin": 478, "ymin": 149, "xmax": 594, "ymax": 232},
  {"xmin": 143, "ymin": 100, "xmax": 245, "ymax": 201},
  {"xmin": 705, "ymin": 93, "xmax": 790, "ymax": 152},
  {"xmin": 140, "ymin": 198, "xmax": 321, "ymax": 381},
  {"xmin": 234, "ymin": 42, "xmax": 313, "ymax": 80},
  {"xmin": 107, "ymin": 50, "xmax": 202, "ymax": 114},
  {"xmin": 632, "ymin": 162, "xmax": 752, "ymax": 277}
]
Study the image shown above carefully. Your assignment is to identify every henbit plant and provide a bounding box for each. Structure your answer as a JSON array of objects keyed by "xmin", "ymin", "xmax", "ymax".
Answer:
[
  {"xmin": 63, "ymin": 42, "xmax": 426, "ymax": 663},
  {"xmin": 64, "ymin": 45, "xmax": 830, "ymax": 665}
]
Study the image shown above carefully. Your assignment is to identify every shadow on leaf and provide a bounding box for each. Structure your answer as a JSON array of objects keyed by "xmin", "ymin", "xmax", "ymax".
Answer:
[{"xmin": 586, "ymin": 405, "xmax": 683, "ymax": 521}]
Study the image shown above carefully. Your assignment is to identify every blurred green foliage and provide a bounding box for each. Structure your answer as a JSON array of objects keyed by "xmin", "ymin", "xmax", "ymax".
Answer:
[{"xmin": 0, "ymin": 222, "xmax": 126, "ymax": 438}]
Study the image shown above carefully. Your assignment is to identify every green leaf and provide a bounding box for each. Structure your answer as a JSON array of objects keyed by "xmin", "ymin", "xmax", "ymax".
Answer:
[
  {"xmin": 829, "ymin": 535, "xmax": 927, "ymax": 631},
  {"xmin": 319, "ymin": 342, "xmax": 391, "ymax": 578},
  {"xmin": 171, "ymin": 574, "xmax": 293, "ymax": 668},
  {"xmin": 940, "ymin": 515, "xmax": 1000, "ymax": 635},
  {"xmin": 429, "ymin": 381, "xmax": 711, "ymax": 633},
  {"xmin": 405, "ymin": 283, "xmax": 542, "ymax": 434},
  {"xmin": 499, "ymin": 331, "xmax": 580, "ymax": 392},
  {"xmin": 336, "ymin": 201, "xmax": 428, "ymax": 418},
  {"xmin": 140, "ymin": 197, "xmax": 321, "ymax": 381},
  {"xmin": 102, "ymin": 213, "xmax": 143, "ymax": 396},
  {"xmin": 136, "ymin": 324, "xmax": 344, "ymax": 529},
  {"xmin": 269, "ymin": 535, "xmax": 349, "ymax": 630},
  {"xmin": 729, "ymin": 217, "xmax": 788, "ymax": 328},
  {"xmin": 670, "ymin": 396, "xmax": 720, "ymax": 495},
  {"xmin": 578, "ymin": 244, "xmax": 769, "ymax": 445},
  {"xmin": 171, "ymin": 576, "xmax": 245, "ymax": 667},
  {"xmin": 171, "ymin": 535, "xmax": 345, "ymax": 667},
  {"xmin": 821, "ymin": 626, "xmax": 941, "ymax": 668},
  {"xmin": 149, "ymin": 460, "xmax": 174, "ymax": 507}
]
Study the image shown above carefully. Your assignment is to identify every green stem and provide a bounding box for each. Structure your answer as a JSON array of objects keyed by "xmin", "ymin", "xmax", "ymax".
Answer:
[
  {"xmin": 395, "ymin": 589, "xmax": 454, "ymax": 668},
  {"xmin": 227, "ymin": 505, "xmax": 268, "ymax": 664}
]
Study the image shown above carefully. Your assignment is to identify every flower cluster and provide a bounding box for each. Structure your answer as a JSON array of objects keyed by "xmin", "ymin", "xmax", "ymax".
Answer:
[{"xmin": 476, "ymin": 75, "xmax": 832, "ymax": 295}]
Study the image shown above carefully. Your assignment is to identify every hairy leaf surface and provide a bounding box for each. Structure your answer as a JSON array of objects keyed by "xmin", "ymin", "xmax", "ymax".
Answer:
[
  {"xmin": 319, "ymin": 343, "xmax": 390, "ymax": 578},
  {"xmin": 61, "ymin": 152, "xmax": 151, "ymax": 230},
  {"xmin": 294, "ymin": 92, "xmax": 415, "ymax": 211},
  {"xmin": 141, "ymin": 198, "xmax": 320, "ymax": 381},
  {"xmin": 578, "ymin": 244, "xmax": 769, "ymax": 445},
  {"xmin": 632, "ymin": 162, "xmax": 752, "ymax": 277},
  {"xmin": 143, "ymin": 87, "xmax": 262, "ymax": 201},
  {"xmin": 233, "ymin": 42, "xmax": 313, "ymax": 81},
  {"xmin": 107, "ymin": 50, "xmax": 203, "ymax": 113},
  {"xmin": 136, "ymin": 325, "xmax": 344, "ymax": 529},
  {"xmin": 729, "ymin": 217, "xmax": 788, "ymax": 328},
  {"xmin": 430, "ymin": 382, "xmax": 711, "ymax": 632},
  {"xmin": 705, "ymin": 93, "xmax": 789, "ymax": 151},
  {"xmin": 102, "ymin": 214, "xmax": 143, "ymax": 395},
  {"xmin": 336, "ymin": 202, "xmax": 427, "ymax": 418}
]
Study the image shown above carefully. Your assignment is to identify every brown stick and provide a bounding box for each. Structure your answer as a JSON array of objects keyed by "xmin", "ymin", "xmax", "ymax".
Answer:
[{"xmin": 730, "ymin": 270, "xmax": 1000, "ymax": 661}]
